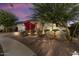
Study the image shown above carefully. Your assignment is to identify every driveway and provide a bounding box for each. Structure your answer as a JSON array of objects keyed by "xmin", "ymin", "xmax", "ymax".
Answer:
[{"xmin": 0, "ymin": 33, "xmax": 36, "ymax": 56}]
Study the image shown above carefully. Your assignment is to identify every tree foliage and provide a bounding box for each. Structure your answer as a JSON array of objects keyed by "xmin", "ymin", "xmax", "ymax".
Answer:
[
  {"xmin": 69, "ymin": 22, "xmax": 79, "ymax": 37},
  {"xmin": 0, "ymin": 10, "xmax": 17, "ymax": 27},
  {"xmin": 32, "ymin": 3, "xmax": 79, "ymax": 26}
]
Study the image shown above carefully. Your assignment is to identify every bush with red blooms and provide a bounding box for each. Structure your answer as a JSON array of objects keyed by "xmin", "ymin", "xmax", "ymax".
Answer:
[{"xmin": 24, "ymin": 21, "xmax": 35, "ymax": 30}]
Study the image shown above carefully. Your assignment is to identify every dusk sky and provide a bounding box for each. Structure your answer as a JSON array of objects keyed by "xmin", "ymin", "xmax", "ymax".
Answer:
[{"xmin": 0, "ymin": 3, "xmax": 33, "ymax": 22}]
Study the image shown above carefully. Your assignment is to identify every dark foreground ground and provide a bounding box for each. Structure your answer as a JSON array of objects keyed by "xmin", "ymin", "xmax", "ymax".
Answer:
[
  {"xmin": 0, "ymin": 44, "xmax": 4, "ymax": 56},
  {"xmin": 4, "ymin": 33, "xmax": 79, "ymax": 56}
]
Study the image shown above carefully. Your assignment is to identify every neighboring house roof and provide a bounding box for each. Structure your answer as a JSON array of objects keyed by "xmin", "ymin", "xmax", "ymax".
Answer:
[
  {"xmin": 15, "ymin": 19, "xmax": 38, "ymax": 24},
  {"xmin": 15, "ymin": 20, "xmax": 26, "ymax": 24}
]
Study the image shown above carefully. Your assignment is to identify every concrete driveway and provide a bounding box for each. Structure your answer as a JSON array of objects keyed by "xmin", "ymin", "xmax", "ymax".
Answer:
[{"xmin": 0, "ymin": 33, "xmax": 36, "ymax": 56}]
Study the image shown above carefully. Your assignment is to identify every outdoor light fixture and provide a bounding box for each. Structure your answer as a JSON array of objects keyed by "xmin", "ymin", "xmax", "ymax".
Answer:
[{"xmin": 13, "ymin": 32, "xmax": 20, "ymax": 36}]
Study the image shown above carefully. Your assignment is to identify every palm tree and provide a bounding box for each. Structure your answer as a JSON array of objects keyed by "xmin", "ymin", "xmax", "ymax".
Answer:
[
  {"xmin": 69, "ymin": 22, "xmax": 79, "ymax": 37},
  {"xmin": 31, "ymin": 3, "xmax": 79, "ymax": 40}
]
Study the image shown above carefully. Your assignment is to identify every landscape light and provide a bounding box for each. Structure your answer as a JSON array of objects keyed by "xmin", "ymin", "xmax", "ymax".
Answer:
[{"xmin": 13, "ymin": 32, "xmax": 20, "ymax": 36}]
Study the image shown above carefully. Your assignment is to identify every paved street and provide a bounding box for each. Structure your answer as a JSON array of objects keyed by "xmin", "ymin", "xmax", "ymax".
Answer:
[{"xmin": 0, "ymin": 33, "xmax": 36, "ymax": 56}]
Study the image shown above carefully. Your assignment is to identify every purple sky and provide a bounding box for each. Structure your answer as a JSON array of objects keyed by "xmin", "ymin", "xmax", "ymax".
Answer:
[{"xmin": 0, "ymin": 3, "xmax": 33, "ymax": 22}]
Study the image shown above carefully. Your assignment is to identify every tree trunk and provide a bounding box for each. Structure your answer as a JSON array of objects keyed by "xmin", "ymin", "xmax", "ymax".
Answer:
[
  {"xmin": 5, "ymin": 28, "xmax": 8, "ymax": 32},
  {"xmin": 42, "ymin": 23, "xmax": 45, "ymax": 34},
  {"xmin": 71, "ymin": 23, "xmax": 79, "ymax": 40},
  {"xmin": 28, "ymin": 30, "xmax": 32, "ymax": 36},
  {"xmin": 60, "ymin": 21, "xmax": 71, "ymax": 41}
]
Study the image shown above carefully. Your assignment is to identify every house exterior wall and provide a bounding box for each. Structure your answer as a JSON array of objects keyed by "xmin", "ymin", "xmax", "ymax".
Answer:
[
  {"xmin": 0, "ymin": 25, "xmax": 4, "ymax": 31},
  {"xmin": 17, "ymin": 23, "xmax": 25, "ymax": 32}
]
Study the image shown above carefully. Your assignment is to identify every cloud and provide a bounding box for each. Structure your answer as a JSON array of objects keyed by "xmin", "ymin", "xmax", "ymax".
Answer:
[
  {"xmin": 6, "ymin": 3, "xmax": 33, "ymax": 10},
  {"xmin": 11, "ymin": 11, "xmax": 32, "ymax": 21},
  {"xmin": 12, "ymin": 3, "xmax": 32, "ymax": 8},
  {"xmin": 0, "ymin": 3, "xmax": 33, "ymax": 11},
  {"xmin": 0, "ymin": 3, "xmax": 33, "ymax": 21}
]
